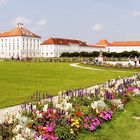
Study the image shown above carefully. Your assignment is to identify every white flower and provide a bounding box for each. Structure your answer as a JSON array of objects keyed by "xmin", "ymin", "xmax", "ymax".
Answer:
[
  {"xmin": 91, "ymin": 100, "xmax": 106, "ymax": 110},
  {"xmin": 111, "ymin": 99, "xmax": 124, "ymax": 110},
  {"xmin": 32, "ymin": 105, "xmax": 36, "ymax": 110},
  {"xmin": 55, "ymin": 103, "xmax": 62, "ymax": 109},
  {"xmin": 70, "ymin": 128, "xmax": 74, "ymax": 134},
  {"xmin": 91, "ymin": 102, "xmax": 98, "ymax": 110},
  {"xmin": 134, "ymin": 89, "xmax": 140, "ymax": 96},
  {"xmin": 53, "ymin": 109, "xmax": 56, "ymax": 113},
  {"xmin": 63, "ymin": 102, "xmax": 72, "ymax": 111},
  {"xmin": 43, "ymin": 104, "xmax": 48, "ymax": 112},
  {"xmin": 36, "ymin": 110, "xmax": 39, "ymax": 114},
  {"xmin": 37, "ymin": 113, "xmax": 42, "ymax": 118},
  {"xmin": 8, "ymin": 118, "xmax": 13, "ymax": 124}
]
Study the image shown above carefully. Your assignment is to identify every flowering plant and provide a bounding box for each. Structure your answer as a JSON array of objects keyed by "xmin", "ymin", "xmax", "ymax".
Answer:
[{"xmin": 1, "ymin": 74, "xmax": 140, "ymax": 140}]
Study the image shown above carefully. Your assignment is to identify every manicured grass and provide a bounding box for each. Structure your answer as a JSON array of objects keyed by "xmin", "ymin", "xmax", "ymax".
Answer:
[
  {"xmin": 77, "ymin": 97, "xmax": 140, "ymax": 140},
  {"xmin": 0, "ymin": 62, "xmax": 136, "ymax": 108}
]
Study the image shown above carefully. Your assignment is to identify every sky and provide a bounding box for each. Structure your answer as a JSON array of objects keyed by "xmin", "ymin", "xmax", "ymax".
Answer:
[{"xmin": 0, "ymin": 0, "xmax": 140, "ymax": 44}]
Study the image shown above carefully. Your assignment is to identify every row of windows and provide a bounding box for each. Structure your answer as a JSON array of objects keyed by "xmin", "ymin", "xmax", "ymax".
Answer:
[
  {"xmin": 0, "ymin": 46, "xmax": 39, "ymax": 50},
  {"xmin": 0, "ymin": 44, "xmax": 39, "ymax": 50},
  {"xmin": 0, "ymin": 52, "xmax": 40, "ymax": 57},
  {"xmin": 108, "ymin": 47, "xmax": 140, "ymax": 51},
  {"xmin": 41, "ymin": 46, "xmax": 95, "ymax": 51},
  {"xmin": 0, "ymin": 38, "xmax": 40, "ymax": 42},
  {"xmin": 0, "ymin": 46, "xmax": 19, "ymax": 50}
]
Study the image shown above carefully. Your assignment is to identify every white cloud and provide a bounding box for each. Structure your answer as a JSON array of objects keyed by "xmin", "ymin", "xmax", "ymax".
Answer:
[
  {"xmin": 31, "ymin": 19, "xmax": 47, "ymax": 31},
  {"xmin": 133, "ymin": 11, "xmax": 140, "ymax": 16},
  {"xmin": 92, "ymin": 24, "xmax": 104, "ymax": 31},
  {"xmin": 0, "ymin": 0, "xmax": 7, "ymax": 6},
  {"xmin": 36, "ymin": 19, "xmax": 47, "ymax": 26},
  {"xmin": 12, "ymin": 17, "xmax": 32, "ymax": 25}
]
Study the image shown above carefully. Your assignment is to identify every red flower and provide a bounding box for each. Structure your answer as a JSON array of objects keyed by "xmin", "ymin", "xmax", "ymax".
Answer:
[{"xmin": 76, "ymin": 112, "xmax": 83, "ymax": 117}]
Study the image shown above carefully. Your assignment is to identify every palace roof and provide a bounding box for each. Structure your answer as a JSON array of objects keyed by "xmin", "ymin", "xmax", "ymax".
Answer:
[
  {"xmin": 109, "ymin": 41, "xmax": 140, "ymax": 46},
  {"xmin": 96, "ymin": 39, "xmax": 140, "ymax": 47},
  {"xmin": 0, "ymin": 23, "xmax": 41, "ymax": 38},
  {"xmin": 41, "ymin": 37, "xmax": 87, "ymax": 46}
]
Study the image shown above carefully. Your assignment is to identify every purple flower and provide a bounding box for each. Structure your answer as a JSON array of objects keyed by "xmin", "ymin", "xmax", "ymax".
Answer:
[
  {"xmin": 84, "ymin": 123, "xmax": 88, "ymax": 128},
  {"xmin": 46, "ymin": 115, "xmax": 50, "ymax": 119},
  {"xmin": 127, "ymin": 87, "xmax": 136, "ymax": 91},
  {"xmin": 42, "ymin": 134, "xmax": 47, "ymax": 140},
  {"xmin": 46, "ymin": 126, "xmax": 53, "ymax": 132},
  {"xmin": 93, "ymin": 117, "xmax": 101, "ymax": 126},
  {"xmin": 50, "ymin": 136, "xmax": 59, "ymax": 140},
  {"xmin": 84, "ymin": 116, "xmax": 90, "ymax": 122},
  {"xmin": 90, "ymin": 124, "xmax": 95, "ymax": 131}
]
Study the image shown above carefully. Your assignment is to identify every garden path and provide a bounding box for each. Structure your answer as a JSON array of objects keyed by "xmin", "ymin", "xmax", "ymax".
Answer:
[{"xmin": 70, "ymin": 63, "xmax": 137, "ymax": 73}]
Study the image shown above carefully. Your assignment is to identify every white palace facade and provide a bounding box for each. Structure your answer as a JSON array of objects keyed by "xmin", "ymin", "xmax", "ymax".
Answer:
[
  {"xmin": 96, "ymin": 39, "xmax": 140, "ymax": 53},
  {"xmin": 1, "ymin": 23, "xmax": 140, "ymax": 58},
  {"xmin": 0, "ymin": 23, "xmax": 41, "ymax": 58},
  {"xmin": 40, "ymin": 37, "xmax": 104, "ymax": 57}
]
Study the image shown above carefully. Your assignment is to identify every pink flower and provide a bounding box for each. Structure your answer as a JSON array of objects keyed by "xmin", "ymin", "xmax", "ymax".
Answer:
[
  {"xmin": 42, "ymin": 134, "xmax": 47, "ymax": 140},
  {"xmin": 84, "ymin": 116, "xmax": 90, "ymax": 122},
  {"xmin": 46, "ymin": 126, "xmax": 53, "ymax": 132},
  {"xmin": 90, "ymin": 124, "xmax": 95, "ymax": 131},
  {"xmin": 84, "ymin": 123, "xmax": 88, "ymax": 128},
  {"xmin": 38, "ymin": 125, "xmax": 43, "ymax": 130}
]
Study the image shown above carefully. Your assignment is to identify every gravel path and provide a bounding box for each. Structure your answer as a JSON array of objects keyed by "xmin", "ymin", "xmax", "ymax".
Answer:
[{"xmin": 70, "ymin": 63, "xmax": 137, "ymax": 73}]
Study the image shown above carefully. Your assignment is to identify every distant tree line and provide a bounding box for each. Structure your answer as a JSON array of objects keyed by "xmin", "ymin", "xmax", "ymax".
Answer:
[{"xmin": 61, "ymin": 51, "xmax": 140, "ymax": 58}]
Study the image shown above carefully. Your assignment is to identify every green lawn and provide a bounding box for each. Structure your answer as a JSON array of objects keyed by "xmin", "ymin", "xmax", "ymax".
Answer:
[
  {"xmin": 77, "ymin": 97, "xmax": 140, "ymax": 140},
  {"xmin": 0, "ymin": 62, "xmax": 137, "ymax": 108}
]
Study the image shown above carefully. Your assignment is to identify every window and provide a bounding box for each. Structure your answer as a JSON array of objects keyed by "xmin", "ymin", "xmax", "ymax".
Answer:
[
  {"xmin": 9, "ymin": 44, "xmax": 11, "ymax": 50},
  {"xmin": 17, "ymin": 45, "xmax": 19, "ymax": 50}
]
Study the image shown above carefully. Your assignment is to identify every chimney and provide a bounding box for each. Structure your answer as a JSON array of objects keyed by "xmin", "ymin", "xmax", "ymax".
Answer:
[{"xmin": 17, "ymin": 23, "xmax": 24, "ymax": 28}]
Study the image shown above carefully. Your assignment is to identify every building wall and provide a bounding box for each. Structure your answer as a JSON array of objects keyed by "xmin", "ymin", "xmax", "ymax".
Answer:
[
  {"xmin": 41, "ymin": 44, "xmax": 106, "ymax": 57},
  {"xmin": 21, "ymin": 36, "xmax": 40, "ymax": 58},
  {"xmin": 107, "ymin": 46, "xmax": 140, "ymax": 53},
  {"xmin": 0, "ymin": 36, "xmax": 40, "ymax": 58}
]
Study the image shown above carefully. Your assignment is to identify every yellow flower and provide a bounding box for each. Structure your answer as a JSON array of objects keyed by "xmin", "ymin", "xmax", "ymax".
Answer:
[
  {"xmin": 76, "ymin": 125, "xmax": 80, "ymax": 128},
  {"xmin": 71, "ymin": 124, "xmax": 74, "ymax": 127},
  {"xmin": 71, "ymin": 119, "xmax": 75, "ymax": 122}
]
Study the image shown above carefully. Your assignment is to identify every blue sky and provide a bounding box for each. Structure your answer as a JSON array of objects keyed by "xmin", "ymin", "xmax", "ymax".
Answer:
[{"xmin": 0, "ymin": 0, "xmax": 140, "ymax": 43}]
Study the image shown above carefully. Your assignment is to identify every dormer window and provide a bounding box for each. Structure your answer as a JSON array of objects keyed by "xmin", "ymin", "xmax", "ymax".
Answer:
[{"xmin": 17, "ymin": 23, "xmax": 24, "ymax": 28}]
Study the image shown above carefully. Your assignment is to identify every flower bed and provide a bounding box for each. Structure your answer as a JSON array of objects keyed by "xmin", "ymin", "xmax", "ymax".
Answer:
[{"xmin": 1, "ymin": 74, "xmax": 140, "ymax": 140}]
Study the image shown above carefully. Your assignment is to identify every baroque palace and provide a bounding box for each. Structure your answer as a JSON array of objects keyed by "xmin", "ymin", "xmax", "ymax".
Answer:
[{"xmin": 0, "ymin": 23, "xmax": 140, "ymax": 58}]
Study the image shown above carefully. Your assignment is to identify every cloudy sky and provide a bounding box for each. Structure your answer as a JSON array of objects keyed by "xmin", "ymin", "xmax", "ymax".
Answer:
[{"xmin": 0, "ymin": 0, "xmax": 140, "ymax": 44}]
